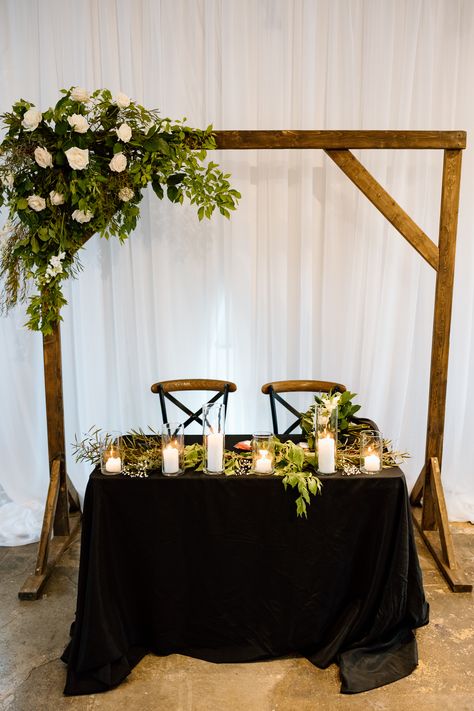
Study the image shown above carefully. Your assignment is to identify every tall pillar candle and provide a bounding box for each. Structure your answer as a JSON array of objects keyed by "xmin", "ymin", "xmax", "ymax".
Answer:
[
  {"xmin": 318, "ymin": 435, "xmax": 335, "ymax": 474},
  {"xmin": 207, "ymin": 432, "xmax": 224, "ymax": 472}
]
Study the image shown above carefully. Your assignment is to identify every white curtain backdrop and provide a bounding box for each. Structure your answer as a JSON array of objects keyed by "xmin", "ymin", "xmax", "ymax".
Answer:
[{"xmin": 1, "ymin": 0, "xmax": 474, "ymax": 545}]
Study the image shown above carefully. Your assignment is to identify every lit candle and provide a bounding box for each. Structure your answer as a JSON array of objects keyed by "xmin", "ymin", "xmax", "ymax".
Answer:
[
  {"xmin": 105, "ymin": 455, "xmax": 122, "ymax": 473},
  {"xmin": 255, "ymin": 449, "xmax": 272, "ymax": 474},
  {"xmin": 317, "ymin": 435, "xmax": 335, "ymax": 473},
  {"xmin": 207, "ymin": 432, "xmax": 224, "ymax": 472},
  {"xmin": 163, "ymin": 444, "xmax": 180, "ymax": 474},
  {"xmin": 364, "ymin": 452, "xmax": 381, "ymax": 472}
]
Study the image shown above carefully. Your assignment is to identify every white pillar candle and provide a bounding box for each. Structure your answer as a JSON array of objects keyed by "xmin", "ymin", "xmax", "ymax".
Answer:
[
  {"xmin": 105, "ymin": 456, "xmax": 122, "ymax": 473},
  {"xmin": 364, "ymin": 453, "xmax": 381, "ymax": 472},
  {"xmin": 255, "ymin": 449, "xmax": 272, "ymax": 474},
  {"xmin": 317, "ymin": 435, "xmax": 335, "ymax": 473},
  {"xmin": 163, "ymin": 444, "xmax": 180, "ymax": 474},
  {"xmin": 207, "ymin": 432, "xmax": 224, "ymax": 472}
]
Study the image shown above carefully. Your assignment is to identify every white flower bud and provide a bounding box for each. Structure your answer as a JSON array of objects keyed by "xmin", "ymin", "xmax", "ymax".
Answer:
[
  {"xmin": 116, "ymin": 123, "xmax": 132, "ymax": 142},
  {"xmin": 65, "ymin": 147, "xmax": 89, "ymax": 170},
  {"xmin": 49, "ymin": 191, "xmax": 65, "ymax": 206},
  {"xmin": 109, "ymin": 152, "xmax": 127, "ymax": 173},
  {"xmin": 115, "ymin": 92, "xmax": 131, "ymax": 108},
  {"xmin": 21, "ymin": 107, "xmax": 42, "ymax": 131},
  {"xmin": 71, "ymin": 87, "xmax": 90, "ymax": 102},
  {"xmin": 118, "ymin": 187, "xmax": 134, "ymax": 202},
  {"xmin": 67, "ymin": 113, "xmax": 89, "ymax": 134},
  {"xmin": 72, "ymin": 209, "xmax": 93, "ymax": 223},
  {"xmin": 27, "ymin": 195, "xmax": 46, "ymax": 211},
  {"xmin": 34, "ymin": 146, "xmax": 53, "ymax": 169}
]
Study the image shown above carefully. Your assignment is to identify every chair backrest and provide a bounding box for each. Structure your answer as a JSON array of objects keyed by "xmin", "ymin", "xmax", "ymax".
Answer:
[
  {"xmin": 150, "ymin": 379, "xmax": 237, "ymax": 430},
  {"xmin": 261, "ymin": 379, "xmax": 347, "ymax": 435}
]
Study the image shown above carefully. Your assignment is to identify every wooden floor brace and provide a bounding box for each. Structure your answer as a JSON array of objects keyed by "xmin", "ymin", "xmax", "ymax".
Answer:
[
  {"xmin": 18, "ymin": 459, "xmax": 81, "ymax": 600},
  {"xmin": 410, "ymin": 457, "xmax": 472, "ymax": 593}
]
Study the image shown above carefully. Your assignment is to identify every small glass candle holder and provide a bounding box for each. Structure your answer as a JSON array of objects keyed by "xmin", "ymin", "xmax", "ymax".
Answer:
[
  {"xmin": 315, "ymin": 404, "xmax": 338, "ymax": 474},
  {"xmin": 251, "ymin": 432, "xmax": 274, "ymax": 475},
  {"xmin": 360, "ymin": 431, "xmax": 383, "ymax": 474},
  {"xmin": 100, "ymin": 433, "xmax": 124, "ymax": 475},
  {"xmin": 203, "ymin": 402, "xmax": 225, "ymax": 474},
  {"xmin": 161, "ymin": 422, "xmax": 184, "ymax": 476}
]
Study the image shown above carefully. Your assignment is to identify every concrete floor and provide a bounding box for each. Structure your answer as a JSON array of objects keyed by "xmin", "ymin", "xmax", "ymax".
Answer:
[{"xmin": 0, "ymin": 524, "xmax": 473, "ymax": 711}]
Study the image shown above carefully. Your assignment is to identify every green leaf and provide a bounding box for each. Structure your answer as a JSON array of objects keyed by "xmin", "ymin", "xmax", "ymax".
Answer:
[
  {"xmin": 17, "ymin": 197, "xmax": 28, "ymax": 210},
  {"xmin": 167, "ymin": 172, "xmax": 185, "ymax": 186},
  {"xmin": 167, "ymin": 185, "xmax": 179, "ymax": 203},
  {"xmin": 54, "ymin": 121, "xmax": 68, "ymax": 136}
]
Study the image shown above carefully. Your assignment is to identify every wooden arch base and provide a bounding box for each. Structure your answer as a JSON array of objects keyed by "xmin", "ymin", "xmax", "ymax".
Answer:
[
  {"xmin": 411, "ymin": 459, "xmax": 471, "ymax": 592},
  {"xmin": 19, "ymin": 324, "xmax": 81, "ymax": 600},
  {"xmin": 19, "ymin": 130, "xmax": 471, "ymax": 598}
]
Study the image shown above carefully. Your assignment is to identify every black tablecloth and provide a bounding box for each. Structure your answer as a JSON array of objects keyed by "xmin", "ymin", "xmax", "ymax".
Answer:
[{"xmin": 62, "ymin": 436, "xmax": 428, "ymax": 695}]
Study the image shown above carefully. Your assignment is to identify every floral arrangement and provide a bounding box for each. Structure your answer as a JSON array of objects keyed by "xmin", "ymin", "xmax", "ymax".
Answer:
[
  {"xmin": 300, "ymin": 390, "xmax": 362, "ymax": 445},
  {"xmin": 0, "ymin": 87, "xmax": 240, "ymax": 333}
]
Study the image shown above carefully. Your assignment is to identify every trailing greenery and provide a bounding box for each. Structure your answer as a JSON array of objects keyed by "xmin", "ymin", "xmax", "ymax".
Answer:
[
  {"xmin": 0, "ymin": 87, "xmax": 240, "ymax": 333},
  {"xmin": 73, "ymin": 421, "xmax": 408, "ymax": 517},
  {"xmin": 72, "ymin": 428, "xmax": 322, "ymax": 517}
]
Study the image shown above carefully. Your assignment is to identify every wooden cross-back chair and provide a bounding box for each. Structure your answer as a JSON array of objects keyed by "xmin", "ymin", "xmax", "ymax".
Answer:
[
  {"xmin": 261, "ymin": 379, "xmax": 347, "ymax": 435},
  {"xmin": 150, "ymin": 379, "xmax": 237, "ymax": 429},
  {"xmin": 261, "ymin": 379, "xmax": 379, "ymax": 435}
]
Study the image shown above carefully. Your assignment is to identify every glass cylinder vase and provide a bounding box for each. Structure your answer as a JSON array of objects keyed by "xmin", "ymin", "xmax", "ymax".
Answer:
[
  {"xmin": 203, "ymin": 402, "xmax": 225, "ymax": 474},
  {"xmin": 360, "ymin": 430, "xmax": 383, "ymax": 474},
  {"xmin": 251, "ymin": 432, "xmax": 274, "ymax": 475},
  {"xmin": 315, "ymin": 404, "xmax": 337, "ymax": 474},
  {"xmin": 100, "ymin": 432, "xmax": 124, "ymax": 475},
  {"xmin": 161, "ymin": 422, "xmax": 184, "ymax": 476}
]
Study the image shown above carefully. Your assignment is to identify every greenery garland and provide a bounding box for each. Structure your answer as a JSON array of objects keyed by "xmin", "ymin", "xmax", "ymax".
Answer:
[
  {"xmin": 0, "ymin": 87, "xmax": 240, "ymax": 333},
  {"xmin": 73, "ymin": 422, "xmax": 408, "ymax": 518}
]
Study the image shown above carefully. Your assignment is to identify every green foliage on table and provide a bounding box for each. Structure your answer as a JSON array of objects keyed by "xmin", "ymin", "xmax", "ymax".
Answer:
[
  {"xmin": 0, "ymin": 87, "xmax": 240, "ymax": 333},
  {"xmin": 72, "ymin": 429, "xmax": 322, "ymax": 517}
]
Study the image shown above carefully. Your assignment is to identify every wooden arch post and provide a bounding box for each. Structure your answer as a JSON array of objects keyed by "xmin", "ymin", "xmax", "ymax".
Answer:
[{"xmin": 20, "ymin": 130, "xmax": 471, "ymax": 598}]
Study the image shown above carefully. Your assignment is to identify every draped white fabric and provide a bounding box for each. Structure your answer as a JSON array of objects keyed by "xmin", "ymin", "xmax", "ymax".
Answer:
[{"xmin": 1, "ymin": 0, "xmax": 474, "ymax": 545}]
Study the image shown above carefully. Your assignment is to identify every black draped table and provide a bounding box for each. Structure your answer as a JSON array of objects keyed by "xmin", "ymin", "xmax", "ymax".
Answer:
[{"xmin": 62, "ymin": 435, "xmax": 429, "ymax": 696}]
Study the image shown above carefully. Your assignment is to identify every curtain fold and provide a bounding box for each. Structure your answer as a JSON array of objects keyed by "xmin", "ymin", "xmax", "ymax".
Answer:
[{"xmin": 1, "ymin": 0, "xmax": 474, "ymax": 545}]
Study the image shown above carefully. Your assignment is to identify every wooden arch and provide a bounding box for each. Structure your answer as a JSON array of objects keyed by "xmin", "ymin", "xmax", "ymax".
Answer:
[{"xmin": 20, "ymin": 130, "xmax": 471, "ymax": 598}]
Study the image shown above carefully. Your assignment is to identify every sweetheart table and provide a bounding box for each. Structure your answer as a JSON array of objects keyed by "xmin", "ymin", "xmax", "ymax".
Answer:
[{"xmin": 62, "ymin": 435, "xmax": 429, "ymax": 695}]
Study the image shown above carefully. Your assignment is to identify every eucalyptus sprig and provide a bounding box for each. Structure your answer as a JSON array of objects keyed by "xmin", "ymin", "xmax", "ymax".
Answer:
[{"xmin": 0, "ymin": 87, "xmax": 240, "ymax": 333}]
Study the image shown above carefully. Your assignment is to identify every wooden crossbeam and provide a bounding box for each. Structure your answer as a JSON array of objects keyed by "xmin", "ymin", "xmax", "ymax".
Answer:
[
  {"xmin": 324, "ymin": 149, "xmax": 439, "ymax": 270},
  {"xmin": 214, "ymin": 130, "xmax": 466, "ymax": 150}
]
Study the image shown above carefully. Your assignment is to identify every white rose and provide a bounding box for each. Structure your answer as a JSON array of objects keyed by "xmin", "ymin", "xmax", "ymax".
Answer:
[
  {"xmin": 34, "ymin": 146, "xmax": 53, "ymax": 169},
  {"xmin": 49, "ymin": 190, "xmax": 65, "ymax": 206},
  {"xmin": 27, "ymin": 195, "xmax": 46, "ymax": 211},
  {"xmin": 115, "ymin": 92, "xmax": 131, "ymax": 108},
  {"xmin": 118, "ymin": 187, "xmax": 134, "ymax": 202},
  {"xmin": 116, "ymin": 123, "xmax": 132, "ymax": 142},
  {"xmin": 21, "ymin": 107, "xmax": 42, "ymax": 131},
  {"xmin": 71, "ymin": 87, "xmax": 90, "ymax": 102},
  {"xmin": 65, "ymin": 147, "xmax": 89, "ymax": 170},
  {"xmin": 72, "ymin": 209, "xmax": 93, "ymax": 223},
  {"xmin": 109, "ymin": 152, "xmax": 127, "ymax": 173},
  {"xmin": 1, "ymin": 173, "xmax": 14, "ymax": 189},
  {"xmin": 67, "ymin": 113, "xmax": 89, "ymax": 134}
]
